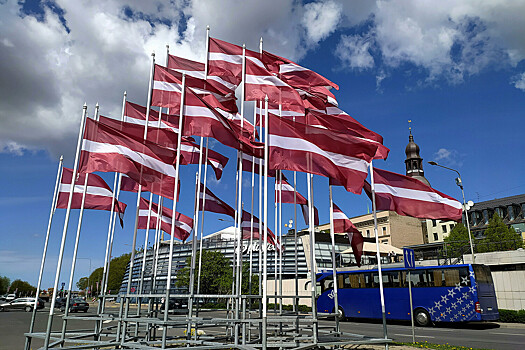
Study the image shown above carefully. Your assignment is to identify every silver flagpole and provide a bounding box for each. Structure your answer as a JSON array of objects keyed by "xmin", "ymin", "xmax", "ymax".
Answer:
[
  {"xmin": 293, "ymin": 171, "xmax": 298, "ymax": 314},
  {"xmin": 234, "ymin": 43, "xmax": 247, "ymax": 345},
  {"xmin": 161, "ymin": 73, "xmax": 186, "ymax": 348},
  {"xmin": 187, "ymin": 170, "xmax": 201, "ymax": 338},
  {"xmin": 43, "ymin": 103, "xmax": 88, "ymax": 349},
  {"xmin": 24, "ymin": 155, "xmax": 63, "ymax": 350},
  {"xmin": 274, "ymin": 176, "xmax": 278, "ymax": 312},
  {"xmin": 248, "ymin": 101, "xmax": 256, "ymax": 302},
  {"xmin": 307, "ymin": 172, "xmax": 318, "ymax": 343},
  {"xmin": 278, "ymin": 171, "xmax": 283, "ymax": 321},
  {"xmin": 258, "ymin": 38, "xmax": 264, "ymax": 338},
  {"xmin": 120, "ymin": 52, "xmax": 155, "ymax": 344},
  {"xmin": 262, "ymin": 96, "xmax": 269, "ymax": 350},
  {"xmin": 60, "ymin": 171, "xmax": 90, "ymax": 343},
  {"xmin": 61, "ymin": 103, "xmax": 99, "ymax": 343},
  {"xmin": 370, "ymin": 161, "xmax": 389, "ymax": 350},
  {"xmin": 328, "ymin": 185, "xmax": 340, "ymax": 333},
  {"xmin": 97, "ymin": 92, "xmax": 126, "ymax": 338},
  {"xmin": 196, "ymin": 139, "xmax": 209, "ymax": 307}
]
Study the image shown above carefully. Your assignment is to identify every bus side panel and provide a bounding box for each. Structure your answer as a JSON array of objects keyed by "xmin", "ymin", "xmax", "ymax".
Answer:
[
  {"xmin": 472, "ymin": 265, "xmax": 499, "ymax": 321},
  {"xmin": 338, "ymin": 288, "xmax": 372, "ymax": 318}
]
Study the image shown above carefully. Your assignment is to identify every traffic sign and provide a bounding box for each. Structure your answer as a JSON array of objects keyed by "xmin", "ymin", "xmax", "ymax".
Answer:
[{"xmin": 403, "ymin": 248, "xmax": 415, "ymax": 269}]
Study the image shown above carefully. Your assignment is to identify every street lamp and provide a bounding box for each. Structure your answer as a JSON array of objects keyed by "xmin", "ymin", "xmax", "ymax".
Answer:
[
  {"xmin": 428, "ymin": 161, "xmax": 475, "ymax": 263},
  {"xmin": 77, "ymin": 258, "xmax": 92, "ymax": 297}
]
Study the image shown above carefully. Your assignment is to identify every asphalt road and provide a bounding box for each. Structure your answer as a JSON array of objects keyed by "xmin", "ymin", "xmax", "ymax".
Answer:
[{"xmin": 1, "ymin": 305, "xmax": 524, "ymax": 350}]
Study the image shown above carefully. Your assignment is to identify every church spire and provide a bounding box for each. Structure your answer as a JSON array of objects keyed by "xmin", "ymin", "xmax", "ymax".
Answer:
[{"xmin": 404, "ymin": 121, "xmax": 430, "ymax": 186}]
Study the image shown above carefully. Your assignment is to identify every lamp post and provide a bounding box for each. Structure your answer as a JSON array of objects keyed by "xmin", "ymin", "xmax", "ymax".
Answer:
[
  {"xmin": 78, "ymin": 258, "xmax": 92, "ymax": 297},
  {"xmin": 428, "ymin": 161, "xmax": 475, "ymax": 263}
]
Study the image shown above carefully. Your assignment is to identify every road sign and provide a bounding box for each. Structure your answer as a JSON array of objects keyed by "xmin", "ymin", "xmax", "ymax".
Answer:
[
  {"xmin": 403, "ymin": 248, "xmax": 415, "ymax": 269},
  {"xmin": 61, "ymin": 282, "xmax": 65, "ymax": 290}
]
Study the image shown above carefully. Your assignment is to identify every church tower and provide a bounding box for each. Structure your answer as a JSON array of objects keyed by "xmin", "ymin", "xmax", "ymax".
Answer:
[{"xmin": 405, "ymin": 121, "xmax": 430, "ymax": 186}]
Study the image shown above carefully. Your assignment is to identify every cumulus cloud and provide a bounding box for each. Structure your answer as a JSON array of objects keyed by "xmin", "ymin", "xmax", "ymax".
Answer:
[
  {"xmin": 302, "ymin": 1, "xmax": 342, "ymax": 44},
  {"xmin": 512, "ymin": 72, "xmax": 525, "ymax": 91},
  {"xmin": 433, "ymin": 148, "xmax": 463, "ymax": 167},
  {"xmin": 336, "ymin": 32, "xmax": 375, "ymax": 70}
]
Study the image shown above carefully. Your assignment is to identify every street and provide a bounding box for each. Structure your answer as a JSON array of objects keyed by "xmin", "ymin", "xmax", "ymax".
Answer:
[{"xmin": 1, "ymin": 304, "xmax": 524, "ymax": 350}]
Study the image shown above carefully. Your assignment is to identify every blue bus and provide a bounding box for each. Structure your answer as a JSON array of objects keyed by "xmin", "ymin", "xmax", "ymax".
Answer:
[{"xmin": 316, "ymin": 264, "xmax": 499, "ymax": 326}]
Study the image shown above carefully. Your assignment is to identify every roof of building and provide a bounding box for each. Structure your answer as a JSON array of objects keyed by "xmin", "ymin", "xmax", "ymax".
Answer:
[{"xmin": 470, "ymin": 194, "xmax": 525, "ymax": 211}]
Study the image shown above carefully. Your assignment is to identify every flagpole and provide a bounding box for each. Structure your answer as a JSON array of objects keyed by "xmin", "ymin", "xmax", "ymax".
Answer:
[
  {"xmin": 120, "ymin": 52, "xmax": 155, "ymax": 344},
  {"xmin": 262, "ymin": 95, "xmax": 269, "ymax": 350},
  {"xmin": 293, "ymin": 170, "xmax": 298, "ymax": 314},
  {"xmin": 274, "ymin": 174, "xmax": 278, "ymax": 313},
  {"xmin": 233, "ymin": 43, "xmax": 247, "ymax": 345},
  {"xmin": 248, "ymin": 101, "xmax": 257, "ymax": 303},
  {"xmin": 187, "ymin": 170, "xmax": 201, "ymax": 338},
  {"xmin": 43, "ymin": 103, "xmax": 88, "ymax": 350},
  {"xmin": 24, "ymin": 155, "xmax": 63, "ymax": 350},
  {"xmin": 370, "ymin": 161, "xmax": 389, "ymax": 349},
  {"xmin": 60, "ymin": 171, "xmax": 90, "ymax": 344},
  {"xmin": 196, "ymin": 138, "xmax": 209, "ymax": 308},
  {"xmin": 307, "ymin": 172, "xmax": 318, "ymax": 343},
  {"xmin": 328, "ymin": 185, "xmax": 340, "ymax": 333},
  {"xmin": 162, "ymin": 73, "xmax": 186, "ymax": 348},
  {"xmin": 97, "ymin": 91, "xmax": 127, "ymax": 336}
]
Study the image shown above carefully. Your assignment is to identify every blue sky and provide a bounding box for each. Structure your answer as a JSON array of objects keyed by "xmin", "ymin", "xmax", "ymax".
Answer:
[{"xmin": 1, "ymin": 0, "xmax": 524, "ymax": 290}]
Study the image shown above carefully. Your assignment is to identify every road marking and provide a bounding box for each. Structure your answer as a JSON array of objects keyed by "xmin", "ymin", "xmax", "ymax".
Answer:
[
  {"xmin": 103, "ymin": 320, "xmax": 112, "ymax": 324},
  {"xmin": 393, "ymin": 334, "xmax": 435, "ymax": 338},
  {"xmin": 491, "ymin": 332, "xmax": 525, "ymax": 336}
]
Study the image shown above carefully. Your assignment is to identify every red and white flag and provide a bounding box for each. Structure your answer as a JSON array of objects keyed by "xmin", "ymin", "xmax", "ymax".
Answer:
[
  {"xmin": 79, "ymin": 118, "xmax": 178, "ymax": 189},
  {"xmin": 152, "ymin": 64, "xmax": 238, "ymax": 113},
  {"xmin": 241, "ymin": 153, "xmax": 276, "ymax": 177},
  {"xmin": 208, "ymin": 37, "xmax": 305, "ymax": 113},
  {"xmin": 240, "ymin": 210, "xmax": 282, "ymax": 251},
  {"xmin": 57, "ymin": 168, "xmax": 127, "ymax": 226},
  {"xmin": 120, "ymin": 174, "xmax": 180, "ymax": 201},
  {"xmin": 365, "ymin": 167, "xmax": 463, "ymax": 221},
  {"xmin": 268, "ymin": 114, "xmax": 377, "ymax": 194},
  {"xmin": 306, "ymin": 108, "xmax": 389, "ymax": 160},
  {"xmin": 168, "ymin": 54, "xmax": 237, "ymax": 96},
  {"xmin": 138, "ymin": 197, "xmax": 192, "ymax": 241},
  {"xmin": 275, "ymin": 177, "xmax": 319, "ymax": 226},
  {"xmin": 332, "ymin": 203, "xmax": 363, "ymax": 266},
  {"xmin": 198, "ymin": 184, "xmax": 235, "ymax": 218}
]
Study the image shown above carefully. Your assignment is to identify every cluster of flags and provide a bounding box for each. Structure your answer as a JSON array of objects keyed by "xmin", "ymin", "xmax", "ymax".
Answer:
[{"xmin": 59, "ymin": 34, "xmax": 463, "ymax": 266}]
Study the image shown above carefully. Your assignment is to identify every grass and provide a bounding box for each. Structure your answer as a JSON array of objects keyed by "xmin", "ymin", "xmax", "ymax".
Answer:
[{"xmin": 393, "ymin": 341, "xmax": 493, "ymax": 350}]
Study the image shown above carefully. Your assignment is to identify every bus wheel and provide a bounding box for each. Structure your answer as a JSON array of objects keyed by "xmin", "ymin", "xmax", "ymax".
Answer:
[
  {"xmin": 336, "ymin": 306, "xmax": 345, "ymax": 321},
  {"xmin": 414, "ymin": 308, "xmax": 431, "ymax": 327}
]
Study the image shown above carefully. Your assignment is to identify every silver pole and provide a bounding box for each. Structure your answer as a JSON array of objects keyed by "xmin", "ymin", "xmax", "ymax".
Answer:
[
  {"xmin": 43, "ymin": 103, "xmax": 88, "ymax": 349},
  {"xmin": 328, "ymin": 185, "xmax": 340, "ymax": 333},
  {"xmin": 248, "ymin": 102, "xmax": 256, "ymax": 298},
  {"xmin": 408, "ymin": 270, "xmax": 415, "ymax": 343},
  {"xmin": 25, "ymin": 155, "xmax": 63, "ymax": 350},
  {"xmin": 161, "ymin": 73, "xmax": 186, "ymax": 348},
  {"xmin": 262, "ymin": 95, "xmax": 269, "ymax": 350},
  {"xmin": 307, "ymin": 173, "xmax": 318, "ymax": 343},
  {"xmin": 370, "ymin": 162, "xmax": 389, "ymax": 349},
  {"xmin": 187, "ymin": 170, "xmax": 201, "ymax": 338},
  {"xmin": 196, "ymin": 140, "xmax": 209, "ymax": 300}
]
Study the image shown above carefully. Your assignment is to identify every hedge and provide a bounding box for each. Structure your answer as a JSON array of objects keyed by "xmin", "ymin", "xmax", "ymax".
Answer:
[{"xmin": 498, "ymin": 309, "xmax": 525, "ymax": 323}]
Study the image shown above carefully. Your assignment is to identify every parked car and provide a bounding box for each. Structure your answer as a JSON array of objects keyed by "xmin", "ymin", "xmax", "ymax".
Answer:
[
  {"xmin": 5, "ymin": 294, "xmax": 16, "ymax": 301},
  {"xmin": 160, "ymin": 298, "xmax": 187, "ymax": 312},
  {"xmin": 0, "ymin": 297, "xmax": 45, "ymax": 312},
  {"xmin": 55, "ymin": 297, "xmax": 89, "ymax": 313}
]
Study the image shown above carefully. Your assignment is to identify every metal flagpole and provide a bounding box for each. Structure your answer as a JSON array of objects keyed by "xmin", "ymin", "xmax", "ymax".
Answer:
[
  {"xmin": 96, "ymin": 91, "xmax": 126, "ymax": 339},
  {"xmin": 43, "ymin": 103, "xmax": 88, "ymax": 349},
  {"xmin": 293, "ymin": 171, "xmax": 298, "ymax": 314},
  {"xmin": 24, "ymin": 155, "xmax": 63, "ymax": 350},
  {"xmin": 274, "ymin": 174, "xmax": 278, "ymax": 313},
  {"xmin": 196, "ymin": 139, "xmax": 209, "ymax": 309},
  {"xmin": 262, "ymin": 96, "xmax": 269, "ymax": 350},
  {"xmin": 120, "ymin": 52, "xmax": 155, "ymax": 344},
  {"xmin": 187, "ymin": 170, "xmax": 201, "ymax": 338},
  {"xmin": 258, "ymin": 39, "xmax": 264, "ymax": 339},
  {"xmin": 328, "ymin": 185, "xmax": 340, "ymax": 333},
  {"xmin": 161, "ymin": 73, "xmax": 186, "ymax": 348},
  {"xmin": 370, "ymin": 162, "xmax": 389, "ymax": 349},
  {"xmin": 60, "ymin": 172, "xmax": 90, "ymax": 343},
  {"xmin": 278, "ymin": 171, "xmax": 283, "ymax": 321},
  {"xmin": 233, "ymin": 43, "xmax": 247, "ymax": 345},
  {"xmin": 248, "ymin": 101, "xmax": 257, "ymax": 301},
  {"xmin": 307, "ymin": 172, "xmax": 318, "ymax": 343},
  {"xmin": 61, "ymin": 103, "xmax": 99, "ymax": 343}
]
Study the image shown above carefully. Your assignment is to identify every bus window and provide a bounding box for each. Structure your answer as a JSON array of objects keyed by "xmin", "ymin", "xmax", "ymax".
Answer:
[
  {"xmin": 322, "ymin": 276, "xmax": 334, "ymax": 293},
  {"xmin": 373, "ymin": 271, "xmax": 391, "ymax": 288},
  {"xmin": 360, "ymin": 273, "xmax": 369, "ymax": 288},
  {"xmin": 338, "ymin": 274, "xmax": 345, "ymax": 289},
  {"xmin": 473, "ymin": 265, "xmax": 492, "ymax": 284},
  {"xmin": 428, "ymin": 269, "xmax": 446, "ymax": 287},
  {"xmin": 407, "ymin": 270, "xmax": 428, "ymax": 287},
  {"xmin": 444, "ymin": 268, "xmax": 460, "ymax": 286},
  {"xmin": 349, "ymin": 274, "xmax": 360, "ymax": 288},
  {"xmin": 389, "ymin": 271, "xmax": 402, "ymax": 288}
]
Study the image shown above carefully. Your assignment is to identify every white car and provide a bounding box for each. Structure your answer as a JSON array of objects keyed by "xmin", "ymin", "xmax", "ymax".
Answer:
[{"xmin": 5, "ymin": 294, "xmax": 16, "ymax": 301}]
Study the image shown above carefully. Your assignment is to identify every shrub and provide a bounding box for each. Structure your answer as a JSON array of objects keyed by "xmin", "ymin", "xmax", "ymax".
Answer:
[{"xmin": 498, "ymin": 309, "xmax": 525, "ymax": 323}]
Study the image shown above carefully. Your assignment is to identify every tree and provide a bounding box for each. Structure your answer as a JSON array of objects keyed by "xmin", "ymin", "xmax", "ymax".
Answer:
[
  {"xmin": 76, "ymin": 253, "xmax": 131, "ymax": 295},
  {"xmin": 76, "ymin": 277, "xmax": 89, "ymax": 290},
  {"xmin": 9, "ymin": 279, "xmax": 36, "ymax": 296},
  {"xmin": 477, "ymin": 213, "xmax": 523, "ymax": 253},
  {"xmin": 443, "ymin": 222, "xmax": 470, "ymax": 256},
  {"xmin": 0, "ymin": 276, "xmax": 10, "ymax": 295}
]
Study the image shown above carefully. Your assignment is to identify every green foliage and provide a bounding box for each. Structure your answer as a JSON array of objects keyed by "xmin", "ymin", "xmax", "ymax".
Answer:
[
  {"xmin": 175, "ymin": 250, "xmax": 259, "ymax": 300},
  {"xmin": 0, "ymin": 276, "xmax": 11, "ymax": 294},
  {"xmin": 9, "ymin": 279, "xmax": 36, "ymax": 296},
  {"xmin": 476, "ymin": 213, "xmax": 523, "ymax": 252},
  {"xmin": 443, "ymin": 223, "xmax": 470, "ymax": 255},
  {"xmin": 394, "ymin": 341, "xmax": 492, "ymax": 350},
  {"xmin": 76, "ymin": 253, "xmax": 131, "ymax": 294},
  {"xmin": 498, "ymin": 309, "xmax": 525, "ymax": 323}
]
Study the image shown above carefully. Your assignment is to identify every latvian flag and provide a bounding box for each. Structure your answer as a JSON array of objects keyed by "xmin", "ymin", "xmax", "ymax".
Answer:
[
  {"xmin": 275, "ymin": 177, "xmax": 319, "ymax": 226},
  {"xmin": 366, "ymin": 167, "xmax": 463, "ymax": 221},
  {"xmin": 333, "ymin": 203, "xmax": 363, "ymax": 266},
  {"xmin": 138, "ymin": 197, "xmax": 193, "ymax": 241},
  {"xmin": 57, "ymin": 168, "xmax": 127, "ymax": 227}
]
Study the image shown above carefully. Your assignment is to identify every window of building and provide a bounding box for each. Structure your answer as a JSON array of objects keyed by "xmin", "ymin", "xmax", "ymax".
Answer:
[
  {"xmin": 366, "ymin": 229, "xmax": 370, "ymax": 238},
  {"xmin": 382, "ymin": 227, "xmax": 387, "ymax": 235},
  {"xmin": 432, "ymin": 219, "xmax": 437, "ymax": 227},
  {"xmin": 442, "ymin": 225, "xmax": 447, "ymax": 233},
  {"xmin": 433, "ymin": 232, "xmax": 438, "ymax": 241},
  {"xmin": 449, "ymin": 224, "xmax": 454, "ymax": 231}
]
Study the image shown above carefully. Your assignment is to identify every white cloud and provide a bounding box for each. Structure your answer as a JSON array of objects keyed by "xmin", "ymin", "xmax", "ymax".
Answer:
[
  {"xmin": 336, "ymin": 33, "xmax": 375, "ymax": 70},
  {"xmin": 302, "ymin": 1, "xmax": 342, "ymax": 44},
  {"xmin": 433, "ymin": 147, "xmax": 463, "ymax": 167},
  {"xmin": 434, "ymin": 148, "xmax": 452, "ymax": 161},
  {"xmin": 512, "ymin": 72, "xmax": 525, "ymax": 91}
]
